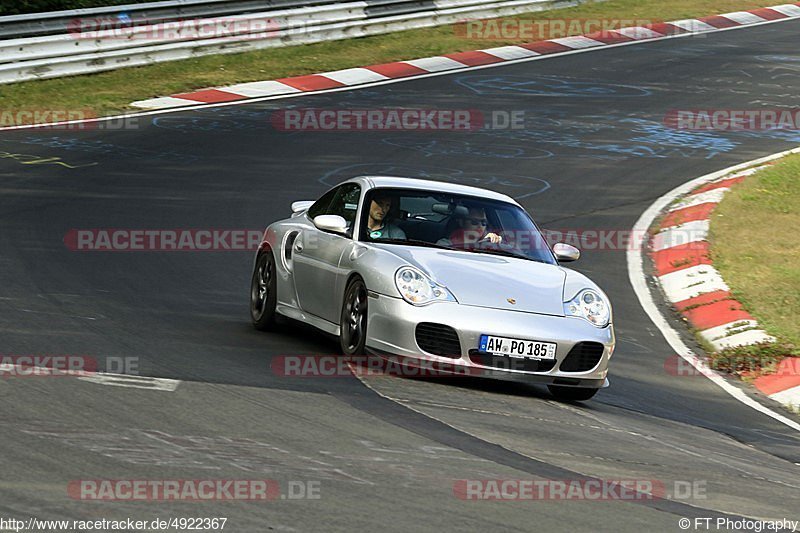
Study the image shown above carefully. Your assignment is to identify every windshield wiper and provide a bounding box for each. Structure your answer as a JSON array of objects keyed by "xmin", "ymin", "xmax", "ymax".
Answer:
[
  {"xmin": 468, "ymin": 247, "xmax": 551, "ymax": 264},
  {"xmin": 372, "ymin": 238, "xmax": 455, "ymax": 250},
  {"xmin": 372, "ymin": 239, "xmax": 552, "ymax": 263}
]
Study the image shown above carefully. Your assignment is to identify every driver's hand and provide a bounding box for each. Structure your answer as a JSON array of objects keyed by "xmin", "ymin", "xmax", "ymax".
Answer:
[{"xmin": 482, "ymin": 232, "xmax": 502, "ymax": 244}]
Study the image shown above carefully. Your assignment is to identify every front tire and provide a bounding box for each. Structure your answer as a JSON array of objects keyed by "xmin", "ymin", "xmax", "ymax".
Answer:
[
  {"xmin": 340, "ymin": 277, "xmax": 368, "ymax": 355},
  {"xmin": 548, "ymin": 385, "xmax": 598, "ymax": 402},
  {"xmin": 251, "ymin": 249, "xmax": 277, "ymax": 331}
]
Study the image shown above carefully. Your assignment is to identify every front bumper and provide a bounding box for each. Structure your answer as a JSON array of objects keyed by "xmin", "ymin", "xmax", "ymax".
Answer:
[{"xmin": 365, "ymin": 294, "xmax": 615, "ymax": 388}]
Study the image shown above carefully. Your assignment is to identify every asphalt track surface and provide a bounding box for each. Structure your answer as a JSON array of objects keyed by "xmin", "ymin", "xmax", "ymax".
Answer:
[{"xmin": 2, "ymin": 19, "xmax": 800, "ymax": 533}]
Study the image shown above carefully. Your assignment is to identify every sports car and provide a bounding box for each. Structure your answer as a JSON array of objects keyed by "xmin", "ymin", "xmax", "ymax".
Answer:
[{"xmin": 250, "ymin": 176, "xmax": 614, "ymax": 401}]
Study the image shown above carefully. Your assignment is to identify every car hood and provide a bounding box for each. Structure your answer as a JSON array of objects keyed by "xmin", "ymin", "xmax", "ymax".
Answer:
[{"xmin": 374, "ymin": 245, "xmax": 566, "ymax": 316}]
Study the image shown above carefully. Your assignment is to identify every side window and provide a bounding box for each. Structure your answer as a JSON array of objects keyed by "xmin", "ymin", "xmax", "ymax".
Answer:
[
  {"xmin": 307, "ymin": 187, "xmax": 339, "ymax": 219},
  {"xmin": 327, "ymin": 183, "xmax": 361, "ymax": 228}
]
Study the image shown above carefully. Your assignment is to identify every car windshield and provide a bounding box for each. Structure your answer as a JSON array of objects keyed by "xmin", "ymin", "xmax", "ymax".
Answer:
[{"xmin": 359, "ymin": 187, "xmax": 556, "ymax": 265}]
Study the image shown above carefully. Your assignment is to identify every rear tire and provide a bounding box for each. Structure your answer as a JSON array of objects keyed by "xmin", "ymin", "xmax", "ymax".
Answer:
[
  {"xmin": 547, "ymin": 385, "xmax": 598, "ymax": 402},
  {"xmin": 340, "ymin": 277, "xmax": 368, "ymax": 355},
  {"xmin": 251, "ymin": 249, "xmax": 278, "ymax": 331}
]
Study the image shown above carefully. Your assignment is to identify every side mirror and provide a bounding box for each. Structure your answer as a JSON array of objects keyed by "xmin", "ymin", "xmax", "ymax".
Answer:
[
  {"xmin": 553, "ymin": 242, "xmax": 580, "ymax": 262},
  {"xmin": 291, "ymin": 200, "xmax": 314, "ymax": 213},
  {"xmin": 313, "ymin": 215, "xmax": 348, "ymax": 235}
]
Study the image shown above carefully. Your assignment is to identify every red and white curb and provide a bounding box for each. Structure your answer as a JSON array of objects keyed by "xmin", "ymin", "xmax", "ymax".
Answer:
[
  {"xmin": 628, "ymin": 149, "xmax": 800, "ymax": 431},
  {"xmin": 649, "ymin": 165, "xmax": 800, "ymax": 412},
  {"xmin": 131, "ymin": 3, "xmax": 800, "ymax": 110}
]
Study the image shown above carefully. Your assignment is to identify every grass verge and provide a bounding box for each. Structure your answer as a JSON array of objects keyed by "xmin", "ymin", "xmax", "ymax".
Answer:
[
  {"xmin": 0, "ymin": 0, "xmax": 783, "ymax": 124},
  {"xmin": 709, "ymin": 155, "xmax": 800, "ymax": 374}
]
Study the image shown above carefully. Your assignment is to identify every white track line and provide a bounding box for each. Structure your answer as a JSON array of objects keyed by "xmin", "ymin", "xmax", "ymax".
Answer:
[
  {"xmin": 2, "ymin": 13, "xmax": 800, "ymax": 131},
  {"xmin": 627, "ymin": 147, "xmax": 800, "ymax": 432},
  {"xmin": 78, "ymin": 373, "xmax": 180, "ymax": 391}
]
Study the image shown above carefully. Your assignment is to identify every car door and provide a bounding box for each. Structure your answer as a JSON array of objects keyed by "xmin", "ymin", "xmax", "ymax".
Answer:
[{"xmin": 292, "ymin": 183, "xmax": 361, "ymax": 323}]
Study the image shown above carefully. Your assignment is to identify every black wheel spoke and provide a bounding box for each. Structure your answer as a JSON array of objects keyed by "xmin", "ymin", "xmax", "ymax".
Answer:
[
  {"xmin": 342, "ymin": 281, "xmax": 367, "ymax": 354},
  {"xmin": 251, "ymin": 252, "xmax": 277, "ymax": 329}
]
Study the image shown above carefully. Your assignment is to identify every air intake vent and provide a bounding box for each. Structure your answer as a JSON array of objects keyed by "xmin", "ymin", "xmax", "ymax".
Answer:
[
  {"xmin": 559, "ymin": 342, "xmax": 605, "ymax": 372},
  {"xmin": 468, "ymin": 351, "xmax": 557, "ymax": 372},
  {"xmin": 415, "ymin": 323, "xmax": 461, "ymax": 359},
  {"xmin": 283, "ymin": 231, "xmax": 299, "ymax": 271}
]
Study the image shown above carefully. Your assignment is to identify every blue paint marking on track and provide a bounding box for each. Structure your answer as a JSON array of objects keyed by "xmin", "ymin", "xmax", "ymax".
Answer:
[
  {"xmin": 381, "ymin": 138, "xmax": 553, "ymax": 159},
  {"xmin": 5, "ymin": 136, "xmax": 202, "ymax": 162},
  {"xmin": 152, "ymin": 116, "xmax": 257, "ymax": 133},
  {"xmin": 469, "ymin": 110, "xmax": 743, "ymax": 160},
  {"xmin": 621, "ymin": 118, "xmax": 739, "ymax": 159},
  {"xmin": 455, "ymin": 75, "xmax": 653, "ymax": 98},
  {"xmin": 318, "ymin": 163, "xmax": 551, "ymax": 200},
  {"xmin": 756, "ymin": 54, "xmax": 800, "ymax": 63}
]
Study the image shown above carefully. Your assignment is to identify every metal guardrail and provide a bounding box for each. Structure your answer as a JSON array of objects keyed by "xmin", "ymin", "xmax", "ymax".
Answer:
[
  {"xmin": 0, "ymin": 0, "xmax": 586, "ymax": 85},
  {"xmin": 0, "ymin": 0, "xmax": 340, "ymax": 39}
]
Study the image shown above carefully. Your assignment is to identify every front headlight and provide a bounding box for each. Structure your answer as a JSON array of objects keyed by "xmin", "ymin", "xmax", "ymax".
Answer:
[
  {"xmin": 395, "ymin": 267, "xmax": 457, "ymax": 306},
  {"xmin": 564, "ymin": 289, "xmax": 610, "ymax": 327}
]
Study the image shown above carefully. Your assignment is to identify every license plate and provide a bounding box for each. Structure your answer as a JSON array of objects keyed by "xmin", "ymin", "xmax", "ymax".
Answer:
[{"xmin": 479, "ymin": 334, "xmax": 556, "ymax": 360}]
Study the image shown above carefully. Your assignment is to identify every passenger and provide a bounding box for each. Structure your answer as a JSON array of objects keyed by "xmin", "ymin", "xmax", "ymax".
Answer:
[{"xmin": 366, "ymin": 191, "xmax": 407, "ymax": 240}]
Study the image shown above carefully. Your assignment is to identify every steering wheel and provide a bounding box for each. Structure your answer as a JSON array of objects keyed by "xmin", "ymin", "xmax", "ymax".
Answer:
[{"xmin": 475, "ymin": 238, "xmax": 517, "ymax": 251}]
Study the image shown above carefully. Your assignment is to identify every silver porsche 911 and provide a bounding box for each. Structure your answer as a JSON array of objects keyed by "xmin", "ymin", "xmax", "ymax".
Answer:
[{"xmin": 250, "ymin": 176, "xmax": 614, "ymax": 401}]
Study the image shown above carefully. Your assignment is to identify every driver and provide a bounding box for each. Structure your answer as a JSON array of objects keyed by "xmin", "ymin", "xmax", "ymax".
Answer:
[
  {"xmin": 367, "ymin": 191, "xmax": 407, "ymax": 240},
  {"xmin": 438, "ymin": 206, "xmax": 502, "ymax": 247}
]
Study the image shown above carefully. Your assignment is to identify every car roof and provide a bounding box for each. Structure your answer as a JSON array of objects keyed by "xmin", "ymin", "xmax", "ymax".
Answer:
[{"xmin": 344, "ymin": 176, "xmax": 520, "ymax": 205}]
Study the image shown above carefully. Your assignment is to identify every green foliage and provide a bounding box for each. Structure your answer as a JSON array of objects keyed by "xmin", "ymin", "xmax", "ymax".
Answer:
[
  {"xmin": 712, "ymin": 155, "xmax": 800, "ymax": 349},
  {"xmin": 709, "ymin": 342, "xmax": 797, "ymax": 375}
]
